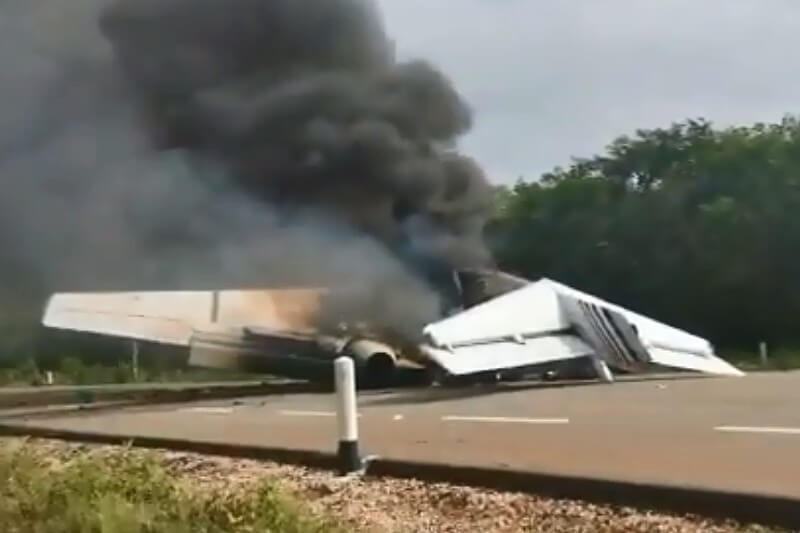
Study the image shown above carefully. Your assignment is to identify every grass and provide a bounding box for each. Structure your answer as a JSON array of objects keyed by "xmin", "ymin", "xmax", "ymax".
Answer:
[
  {"xmin": 722, "ymin": 347, "xmax": 800, "ymax": 371},
  {"xmin": 0, "ymin": 439, "xmax": 343, "ymax": 533},
  {"xmin": 0, "ymin": 356, "xmax": 270, "ymax": 387}
]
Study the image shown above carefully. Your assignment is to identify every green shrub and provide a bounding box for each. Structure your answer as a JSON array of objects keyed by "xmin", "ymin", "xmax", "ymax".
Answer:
[
  {"xmin": 0, "ymin": 440, "xmax": 341, "ymax": 533},
  {"xmin": 0, "ymin": 357, "xmax": 41, "ymax": 386},
  {"xmin": 724, "ymin": 346, "xmax": 800, "ymax": 371}
]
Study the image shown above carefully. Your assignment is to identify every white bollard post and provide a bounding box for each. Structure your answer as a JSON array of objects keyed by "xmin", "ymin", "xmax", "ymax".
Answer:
[
  {"xmin": 334, "ymin": 356, "xmax": 362, "ymax": 474},
  {"xmin": 759, "ymin": 341, "xmax": 768, "ymax": 367},
  {"xmin": 45, "ymin": 371, "xmax": 54, "ymax": 386}
]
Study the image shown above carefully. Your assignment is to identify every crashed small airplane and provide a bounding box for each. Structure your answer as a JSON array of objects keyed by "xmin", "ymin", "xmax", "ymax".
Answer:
[{"xmin": 40, "ymin": 270, "xmax": 744, "ymax": 386}]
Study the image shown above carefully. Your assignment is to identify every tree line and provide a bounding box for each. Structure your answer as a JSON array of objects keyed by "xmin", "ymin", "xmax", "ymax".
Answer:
[{"xmin": 488, "ymin": 115, "xmax": 800, "ymax": 351}]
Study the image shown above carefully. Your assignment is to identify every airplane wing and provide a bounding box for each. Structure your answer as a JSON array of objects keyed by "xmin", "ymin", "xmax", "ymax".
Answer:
[
  {"xmin": 421, "ymin": 277, "xmax": 744, "ymax": 378},
  {"xmin": 420, "ymin": 334, "xmax": 593, "ymax": 376},
  {"xmin": 41, "ymin": 291, "xmax": 210, "ymax": 345},
  {"xmin": 41, "ymin": 289, "xmax": 339, "ymax": 379},
  {"xmin": 421, "ymin": 280, "xmax": 593, "ymax": 375},
  {"xmin": 544, "ymin": 279, "xmax": 744, "ymax": 377},
  {"xmin": 41, "ymin": 288, "xmax": 326, "ymax": 344}
]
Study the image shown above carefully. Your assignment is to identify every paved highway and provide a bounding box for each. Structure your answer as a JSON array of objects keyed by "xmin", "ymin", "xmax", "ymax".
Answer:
[{"xmin": 4, "ymin": 371, "xmax": 800, "ymax": 501}]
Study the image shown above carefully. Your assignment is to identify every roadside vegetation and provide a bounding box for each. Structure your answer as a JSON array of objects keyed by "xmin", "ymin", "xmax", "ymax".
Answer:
[
  {"xmin": 0, "ymin": 439, "xmax": 342, "ymax": 533},
  {"xmin": 0, "ymin": 355, "xmax": 266, "ymax": 387},
  {"xmin": 0, "ymin": 318, "xmax": 267, "ymax": 386},
  {"xmin": 722, "ymin": 348, "xmax": 800, "ymax": 372}
]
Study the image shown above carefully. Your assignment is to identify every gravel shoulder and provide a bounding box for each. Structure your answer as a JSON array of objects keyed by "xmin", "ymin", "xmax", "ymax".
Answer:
[{"xmin": 2, "ymin": 437, "xmax": 786, "ymax": 533}]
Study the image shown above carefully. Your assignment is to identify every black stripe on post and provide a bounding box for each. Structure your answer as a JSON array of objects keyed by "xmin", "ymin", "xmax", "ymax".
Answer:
[{"xmin": 337, "ymin": 439, "xmax": 362, "ymax": 475}]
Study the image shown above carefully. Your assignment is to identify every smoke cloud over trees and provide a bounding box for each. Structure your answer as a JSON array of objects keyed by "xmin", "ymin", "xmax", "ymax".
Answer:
[{"xmin": 0, "ymin": 0, "xmax": 495, "ymax": 340}]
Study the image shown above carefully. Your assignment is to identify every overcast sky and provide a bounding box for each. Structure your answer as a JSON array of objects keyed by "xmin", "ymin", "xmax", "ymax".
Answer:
[{"xmin": 377, "ymin": 0, "xmax": 800, "ymax": 184}]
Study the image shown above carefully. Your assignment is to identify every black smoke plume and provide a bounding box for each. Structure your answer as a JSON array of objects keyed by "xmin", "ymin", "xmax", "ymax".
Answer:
[
  {"xmin": 0, "ymin": 0, "xmax": 494, "ymax": 341},
  {"xmin": 98, "ymin": 0, "xmax": 493, "ymax": 268}
]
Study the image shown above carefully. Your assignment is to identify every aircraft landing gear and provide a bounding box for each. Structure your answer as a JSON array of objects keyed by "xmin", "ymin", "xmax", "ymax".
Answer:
[{"xmin": 591, "ymin": 357, "xmax": 615, "ymax": 383}]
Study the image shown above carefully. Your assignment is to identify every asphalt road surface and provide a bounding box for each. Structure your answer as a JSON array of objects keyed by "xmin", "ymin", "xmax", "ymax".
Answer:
[{"xmin": 4, "ymin": 371, "xmax": 800, "ymax": 501}]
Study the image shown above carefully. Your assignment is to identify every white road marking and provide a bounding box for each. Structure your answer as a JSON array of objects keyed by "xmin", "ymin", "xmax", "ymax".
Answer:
[
  {"xmin": 715, "ymin": 425, "xmax": 800, "ymax": 435},
  {"xmin": 180, "ymin": 407, "xmax": 234, "ymax": 414},
  {"xmin": 278, "ymin": 410, "xmax": 363, "ymax": 418},
  {"xmin": 393, "ymin": 414, "xmax": 404, "ymax": 421},
  {"xmin": 441, "ymin": 416, "xmax": 569, "ymax": 425},
  {"xmin": 279, "ymin": 410, "xmax": 336, "ymax": 417}
]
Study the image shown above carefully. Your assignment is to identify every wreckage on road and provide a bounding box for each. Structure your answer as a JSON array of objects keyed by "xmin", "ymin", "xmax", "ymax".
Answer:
[
  {"xmin": 40, "ymin": 270, "xmax": 744, "ymax": 386},
  {"xmin": 419, "ymin": 276, "xmax": 743, "ymax": 382}
]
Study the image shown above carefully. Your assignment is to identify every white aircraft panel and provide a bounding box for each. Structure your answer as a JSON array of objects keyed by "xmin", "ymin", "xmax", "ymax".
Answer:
[
  {"xmin": 543, "ymin": 279, "xmax": 712, "ymax": 355},
  {"xmin": 423, "ymin": 276, "xmax": 744, "ymax": 379},
  {"xmin": 556, "ymin": 291, "xmax": 651, "ymax": 371},
  {"xmin": 43, "ymin": 309, "xmax": 194, "ymax": 345},
  {"xmin": 423, "ymin": 280, "xmax": 567, "ymax": 347},
  {"xmin": 538, "ymin": 280, "xmax": 742, "ymax": 377},
  {"xmin": 647, "ymin": 346, "xmax": 745, "ymax": 377},
  {"xmin": 421, "ymin": 334, "xmax": 593, "ymax": 376},
  {"xmin": 42, "ymin": 291, "xmax": 214, "ymax": 345}
]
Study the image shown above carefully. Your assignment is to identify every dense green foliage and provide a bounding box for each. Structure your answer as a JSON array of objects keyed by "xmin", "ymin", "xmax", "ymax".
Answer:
[
  {"xmin": 489, "ymin": 116, "xmax": 800, "ymax": 350},
  {"xmin": 0, "ymin": 440, "xmax": 341, "ymax": 533}
]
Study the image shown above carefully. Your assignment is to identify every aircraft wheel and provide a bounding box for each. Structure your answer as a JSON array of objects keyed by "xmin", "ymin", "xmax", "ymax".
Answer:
[{"xmin": 542, "ymin": 370, "xmax": 559, "ymax": 381}]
